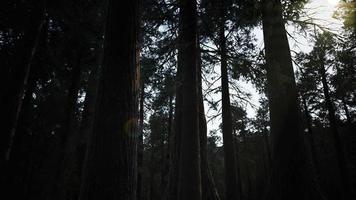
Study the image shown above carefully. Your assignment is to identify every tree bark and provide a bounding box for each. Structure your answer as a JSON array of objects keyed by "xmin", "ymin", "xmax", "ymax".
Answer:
[
  {"xmin": 219, "ymin": 1, "xmax": 241, "ymax": 199},
  {"xmin": 319, "ymin": 60, "xmax": 350, "ymax": 199},
  {"xmin": 79, "ymin": 0, "xmax": 140, "ymax": 199},
  {"xmin": 261, "ymin": 0, "xmax": 324, "ymax": 199},
  {"xmin": 177, "ymin": 0, "xmax": 201, "ymax": 199}
]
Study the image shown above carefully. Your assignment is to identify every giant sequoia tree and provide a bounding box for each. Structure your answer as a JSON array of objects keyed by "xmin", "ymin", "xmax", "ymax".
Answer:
[
  {"xmin": 79, "ymin": 0, "xmax": 140, "ymax": 199},
  {"xmin": 261, "ymin": 0, "xmax": 323, "ymax": 199},
  {"xmin": 177, "ymin": 0, "xmax": 201, "ymax": 199}
]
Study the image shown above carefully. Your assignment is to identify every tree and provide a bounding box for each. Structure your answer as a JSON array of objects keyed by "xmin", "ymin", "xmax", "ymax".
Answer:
[
  {"xmin": 261, "ymin": 0, "xmax": 324, "ymax": 199},
  {"xmin": 0, "ymin": 0, "xmax": 46, "ymax": 168},
  {"xmin": 177, "ymin": 0, "xmax": 201, "ymax": 199},
  {"xmin": 79, "ymin": 0, "xmax": 140, "ymax": 199}
]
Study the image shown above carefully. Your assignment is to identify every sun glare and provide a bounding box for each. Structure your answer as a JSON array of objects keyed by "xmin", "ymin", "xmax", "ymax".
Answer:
[{"xmin": 327, "ymin": 0, "xmax": 339, "ymax": 6}]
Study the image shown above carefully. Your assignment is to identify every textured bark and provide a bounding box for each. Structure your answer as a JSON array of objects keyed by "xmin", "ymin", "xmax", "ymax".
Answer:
[
  {"xmin": 219, "ymin": 2, "xmax": 241, "ymax": 199},
  {"xmin": 262, "ymin": 0, "xmax": 324, "ymax": 199},
  {"xmin": 198, "ymin": 45, "xmax": 221, "ymax": 200},
  {"xmin": 0, "ymin": 0, "xmax": 46, "ymax": 167},
  {"xmin": 319, "ymin": 61, "xmax": 350, "ymax": 199},
  {"xmin": 79, "ymin": 0, "xmax": 140, "ymax": 199},
  {"xmin": 177, "ymin": 0, "xmax": 201, "ymax": 199}
]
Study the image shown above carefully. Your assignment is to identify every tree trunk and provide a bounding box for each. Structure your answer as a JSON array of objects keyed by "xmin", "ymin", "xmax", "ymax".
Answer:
[
  {"xmin": 78, "ymin": 65, "xmax": 101, "ymax": 200},
  {"xmin": 0, "ymin": 0, "xmax": 46, "ymax": 167},
  {"xmin": 165, "ymin": 60, "xmax": 182, "ymax": 200},
  {"xmin": 261, "ymin": 0, "xmax": 324, "ymax": 199},
  {"xmin": 79, "ymin": 0, "xmax": 140, "ymax": 199},
  {"xmin": 319, "ymin": 61, "xmax": 350, "ymax": 199},
  {"xmin": 219, "ymin": 2, "xmax": 241, "ymax": 199},
  {"xmin": 302, "ymin": 96, "xmax": 319, "ymax": 174},
  {"xmin": 137, "ymin": 83, "xmax": 145, "ymax": 200},
  {"xmin": 4, "ymin": 70, "xmax": 38, "ymax": 199},
  {"xmin": 197, "ymin": 45, "xmax": 221, "ymax": 200},
  {"xmin": 342, "ymin": 97, "xmax": 352, "ymax": 125},
  {"xmin": 53, "ymin": 53, "xmax": 83, "ymax": 200},
  {"xmin": 177, "ymin": 0, "xmax": 201, "ymax": 199}
]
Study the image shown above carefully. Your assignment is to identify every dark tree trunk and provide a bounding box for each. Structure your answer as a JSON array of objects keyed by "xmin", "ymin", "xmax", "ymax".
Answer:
[
  {"xmin": 137, "ymin": 83, "xmax": 145, "ymax": 200},
  {"xmin": 177, "ymin": 0, "xmax": 201, "ymax": 199},
  {"xmin": 219, "ymin": 2, "xmax": 241, "ymax": 199},
  {"xmin": 165, "ymin": 61, "xmax": 182, "ymax": 200},
  {"xmin": 302, "ymin": 96, "xmax": 319, "ymax": 174},
  {"xmin": 4, "ymin": 70, "xmax": 38, "ymax": 199},
  {"xmin": 53, "ymin": 53, "xmax": 83, "ymax": 200},
  {"xmin": 261, "ymin": 0, "xmax": 324, "ymax": 199},
  {"xmin": 319, "ymin": 61, "xmax": 350, "ymax": 199},
  {"xmin": 79, "ymin": 0, "xmax": 140, "ymax": 199},
  {"xmin": 263, "ymin": 127, "xmax": 272, "ymax": 170},
  {"xmin": 78, "ymin": 66, "xmax": 101, "ymax": 200},
  {"xmin": 342, "ymin": 97, "xmax": 352, "ymax": 125},
  {"xmin": 197, "ymin": 45, "xmax": 221, "ymax": 200},
  {"xmin": 0, "ymin": 0, "xmax": 46, "ymax": 167}
]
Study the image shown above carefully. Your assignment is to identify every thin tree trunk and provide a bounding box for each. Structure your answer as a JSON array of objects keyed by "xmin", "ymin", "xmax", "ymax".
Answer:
[
  {"xmin": 78, "ymin": 65, "xmax": 101, "ymax": 200},
  {"xmin": 177, "ymin": 0, "xmax": 201, "ymax": 199},
  {"xmin": 319, "ymin": 61, "xmax": 350, "ymax": 199},
  {"xmin": 53, "ymin": 53, "xmax": 83, "ymax": 200},
  {"xmin": 0, "ymin": 0, "xmax": 46, "ymax": 167},
  {"xmin": 302, "ymin": 96, "xmax": 319, "ymax": 174},
  {"xmin": 165, "ymin": 61, "xmax": 182, "ymax": 200},
  {"xmin": 261, "ymin": 0, "xmax": 324, "ymax": 199},
  {"xmin": 342, "ymin": 97, "xmax": 352, "ymax": 125},
  {"xmin": 262, "ymin": 127, "xmax": 272, "ymax": 170},
  {"xmin": 197, "ymin": 44, "xmax": 221, "ymax": 200},
  {"xmin": 219, "ymin": 1, "xmax": 241, "ymax": 199},
  {"xmin": 79, "ymin": 0, "xmax": 140, "ymax": 198},
  {"xmin": 137, "ymin": 83, "xmax": 145, "ymax": 200}
]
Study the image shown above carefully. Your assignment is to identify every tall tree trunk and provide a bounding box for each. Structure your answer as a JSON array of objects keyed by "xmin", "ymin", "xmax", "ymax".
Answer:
[
  {"xmin": 262, "ymin": 127, "xmax": 272, "ymax": 170},
  {"xmin": 197, "ymin": 45, "xmax": 221, "ymax": 200},
  {"xmin": 165, "ymin": 61, "xmax": 182, "ymax": 200},
  {"xmin": 79, "ymin": 0, "xmax": 140, "ymax": 199},
  {"xmin": 177, "ymin": 0, "xmax": 201, "ymax": 199},
  {"xmin": 319, "ymin": 61, "xmax": 350, "ymax": 199},
  {"xmin": 302, "ymin": 96, "xmax": 319, "ymax": 174},
  {"xmin": 78, "ymin": 65, "xmax": 101, "ymax": 200},
  {"xmin": 219, "ymin": 2, "xmax": 241, "ymax": 199},
  {"xmin": 0, "ymin": 0, "xmax": 46, "ymax": 167},
  {"xmin": 261, "ymin": 0, "xmax": 324, "ymax": 199},
  {"xmin": 137, "ymin": 83, "xmax": 145, "ymax": 200},
  {"xmin": 53, "ymin": 53, "xmax": 83, "ymax": 200},
  {"xmin": 4, "ymin": 70, "xmax": 38, "ymax": 199}
]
